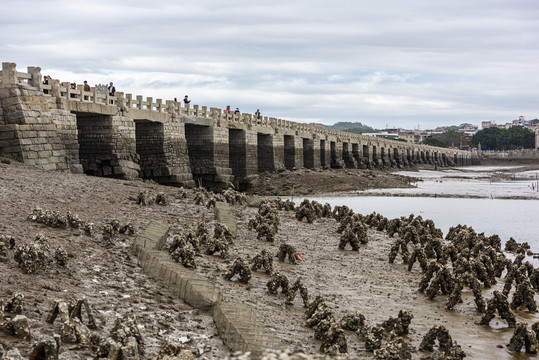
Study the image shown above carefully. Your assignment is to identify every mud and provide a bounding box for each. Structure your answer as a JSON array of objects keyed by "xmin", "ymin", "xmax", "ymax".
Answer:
[{"xmin": 0, "ymin": 160, "xmax": 538, "ymax": 359}]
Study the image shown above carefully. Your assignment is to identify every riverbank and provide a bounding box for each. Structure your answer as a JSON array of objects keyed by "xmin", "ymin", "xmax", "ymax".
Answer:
[
  {"xmin": 348, "ymin": 165, "xmax": 539, "ymax": 200},
  {"xmin": 244, "ymin": 168, "xmax": 420, "ymax": 196},
  {"xmin": 0, "ymin": 161, "xmax": 537, "ymax": 359}
]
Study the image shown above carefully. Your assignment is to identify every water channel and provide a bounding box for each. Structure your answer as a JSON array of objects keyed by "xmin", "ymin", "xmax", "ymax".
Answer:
[{"xmin": 303, "ymin": 166, "xmax": 539, "ymax": 249}]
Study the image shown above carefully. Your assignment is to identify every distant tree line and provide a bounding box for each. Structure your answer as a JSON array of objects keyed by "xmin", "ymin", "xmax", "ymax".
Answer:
[
  {"xmin": 420, "ymin": 130, "xmax": 469, "ymax": 148},
  {"xmin": 471, "ymin": 126, "xmax": 535, "ymax": 150}
]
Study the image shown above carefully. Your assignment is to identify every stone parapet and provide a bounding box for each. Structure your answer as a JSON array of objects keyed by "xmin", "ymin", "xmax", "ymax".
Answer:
[{"xmin": 1, "ymin": 61, "xmax": 472, "ymax": 189}]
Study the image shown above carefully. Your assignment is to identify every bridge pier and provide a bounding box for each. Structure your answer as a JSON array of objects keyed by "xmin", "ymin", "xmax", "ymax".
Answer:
[
  {"xmin": 184, "ymin": 124, "xmax": 233, "ymax": 190},
  {"xmin": 281, "ymin": 134, "xmax": 305, "ymax": 170},
  {"xmin": 77, "ymin": 113, "xmax": 140, "ymax": 179},
  {"xmin": 134, "ymin": 120, "xmax": 194, "ymax": 186},
  {"xmin": 342, "ymin": 142, "xmax": 356, "ymax": 168},
  {"xmin": 381, "ymin": 147, "xmax": 390, "ymax": 167},
  {"xmin": 320, "ymin": 139, "xmax": 330, "ymax": 168},
  {"xmin": 352, "ymin": 143, "xmax": 362, "ymax": 168},
  {"xmin": 362, "ymin": 144, "xmax": 372, "ymax": 168},
  {"xmin": 302, "ymin": 137, "xmax": 314, "ymax": 169},
  {"xmin": 258, "ymin": 133, "xmax": 276, "ymax": 173},
  {"xmin": 312, "ymin": 137, "xmax": 322, "ymax": 169}
]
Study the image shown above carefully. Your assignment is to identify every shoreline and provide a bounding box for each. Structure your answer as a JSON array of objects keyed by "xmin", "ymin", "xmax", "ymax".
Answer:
[{"xmin": 306, "ymin": 192, "xmax": 539, "ymax": 201}]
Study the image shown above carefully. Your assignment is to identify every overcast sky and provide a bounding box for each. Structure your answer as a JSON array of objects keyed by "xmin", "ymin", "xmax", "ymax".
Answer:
[{"xmin": 2, "ymin": 0, "xmax": 538, "ymax": 129}]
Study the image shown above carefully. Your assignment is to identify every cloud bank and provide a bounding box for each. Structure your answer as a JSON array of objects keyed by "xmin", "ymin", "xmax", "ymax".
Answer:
[{"xmin": 2, "ymin": 0, "xmax": 539, "ymax": 129}]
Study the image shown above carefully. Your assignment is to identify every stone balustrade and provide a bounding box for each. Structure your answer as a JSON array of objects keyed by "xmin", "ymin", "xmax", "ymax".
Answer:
[
  {"xmin": 1, "ymin": 61, "xmax": 472, "ymax": 190},
  {"xmin": 0, "ymin": 63, "xmax": 470, "ymax": 153}
]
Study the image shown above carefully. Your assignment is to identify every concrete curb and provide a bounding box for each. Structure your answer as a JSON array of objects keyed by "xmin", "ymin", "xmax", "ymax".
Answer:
[
  {"xmin": 214, "ymin": 201, "xmax": 237, "ymax": 237},
  {"xmin": 132, "ymin": 217, "xmax": 281, "ymax": 358}
]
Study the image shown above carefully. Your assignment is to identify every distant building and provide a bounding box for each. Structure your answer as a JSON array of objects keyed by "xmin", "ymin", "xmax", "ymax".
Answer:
[
  {"xmin": 363, "ymin": 131, "xmax": 399, "ymax": 139},
  {"xmin": 481, "ymin": 121, "xmax": 493, "ymax": 129},
  {"xmin": 413, "ymin": 131, "xmax": 432, "ymax": 143},
  {"xmin": 398, "ymin": 132, "xmax": 418, "ymax": 144},
  {"xmin": 458, "ymin": 124, "xmax": 477, "ymax": 131}
]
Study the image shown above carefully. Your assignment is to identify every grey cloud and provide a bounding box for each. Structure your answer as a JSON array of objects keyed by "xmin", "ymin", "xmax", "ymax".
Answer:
[{"xmin": 2, "ymin": 0, "xmax": 539, "ymax": 128}]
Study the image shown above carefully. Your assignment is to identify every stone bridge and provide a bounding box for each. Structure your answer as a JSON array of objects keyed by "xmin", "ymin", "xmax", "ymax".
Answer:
[{"xmin": 0, "ymin": 62, "xmax": 472, "ymax": 190}]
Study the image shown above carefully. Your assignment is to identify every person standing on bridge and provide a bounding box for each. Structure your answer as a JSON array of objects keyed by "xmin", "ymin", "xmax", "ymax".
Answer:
[
  {"xmin": 83, "ymin": 81, "xmax": 90, "ymax": 101},
  {"xmin": 183, "ymin": 95, "xmax": 191, "ymax": 106},
  {"xmin": 42, "ymin": 75, "xmax": 50, "ymax": 94},
  {"xmin": 255, "ymin": 109, "xmax": 261, "ymax": 120},
  {"xmin": 108, "ymin": 82, "xmax": 115, "ymax": 104},
  {"xmin": 108, "ymin": 82, "xmax": 115, "ymax": 96}
]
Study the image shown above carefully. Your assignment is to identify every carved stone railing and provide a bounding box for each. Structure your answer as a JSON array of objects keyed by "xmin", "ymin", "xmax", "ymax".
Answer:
[
  {"xmin": 0, "ymin": 62, "xmax": 470, "ymax": 158},
  {"xmin": 0, "ymin": 62, "xmax": 42, "ymax": 89}
]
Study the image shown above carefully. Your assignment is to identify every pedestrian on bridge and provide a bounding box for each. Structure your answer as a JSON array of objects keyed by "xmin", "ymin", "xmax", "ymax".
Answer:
[{"xmin": 108, "ymin": 82, "xmax": 115, "ymax": 104}]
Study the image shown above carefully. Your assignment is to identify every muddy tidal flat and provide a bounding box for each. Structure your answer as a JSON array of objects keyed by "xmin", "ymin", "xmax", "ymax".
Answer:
[{"xmin": 0, "ymin": 161, "xmax": 538, "ymax": 359}]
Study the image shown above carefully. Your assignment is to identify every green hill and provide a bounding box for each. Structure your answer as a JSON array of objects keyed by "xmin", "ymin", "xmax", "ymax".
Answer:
[{"xmin": 325, "ymin": 122, "xmax": 375, "ymax": 134}]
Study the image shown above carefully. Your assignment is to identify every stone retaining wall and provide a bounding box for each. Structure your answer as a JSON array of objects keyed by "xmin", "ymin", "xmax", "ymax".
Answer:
[{"xmin": 132, "ymin": 213, "xmax": 280, "ymax": 358}]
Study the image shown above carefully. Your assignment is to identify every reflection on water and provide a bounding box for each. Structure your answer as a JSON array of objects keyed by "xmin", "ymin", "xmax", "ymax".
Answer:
[{"xmin": 304, "ymin": 196, "xmax": 539, "ymax": 249}]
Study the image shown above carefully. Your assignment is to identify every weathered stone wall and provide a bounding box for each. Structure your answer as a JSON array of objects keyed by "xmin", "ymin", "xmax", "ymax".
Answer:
[
  {"xmin": 342, "ymin": 142, "xmax": 355, "ymax": 168},
  {"xmin": 185, "ymin": 124, "xmax": 215, "ymax": 184},
  {"xmin": 228, "ymin": 128, "xmax": 246, "ymax": 178},
  {"xmin": 283, "ymin": 135, "xmax": 295, "ymax": 169},
  {"xmin": 133, "ymin": 213, "xmax": 281, "ymax": 358},
  {"xmin": 184, "ymin": 124, "xmax": 233, "ymax": 189},
  {"xmin": 0, "ymin": 86, "xmax": 70, "ymax": 171},
  {"xmin": 135, "ymin": 120, "xmax": 167, "ymax": 179},
  {"xmin": 161, "ymin": 121, "xmax": 195, "ymax": 186},
  {"xmin": 472, "ymin": 150, "xmax": 539, "ymax": 165},
  {"xmin": 293, "ymin": 136, "xmax": 304, "ymax": 169},
  {"xmin": 50, "ymin": 107, "xmax": 82, "ymax": 173},
  {"xmin": 258, "ymin": 133, "xmax": 275, "ymax": 172},
  {"xmin": 76, "ymin": 113, "xmax": 139, "ymax": 179},
  {"xmin": 303, "ymin": 138, "xmax": 314, "ymax": 169}
]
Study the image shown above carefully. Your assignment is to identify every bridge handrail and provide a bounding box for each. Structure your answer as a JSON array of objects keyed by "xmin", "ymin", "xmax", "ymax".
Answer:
[{"xmin": 0, "ymin": 62, "xmax": 471, "ymax": 157}]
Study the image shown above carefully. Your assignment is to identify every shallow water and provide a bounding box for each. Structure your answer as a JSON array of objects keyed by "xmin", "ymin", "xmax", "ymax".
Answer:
[
  {"xmin": 356, "ymin": 168, "xmax": 539, "ymax": 199},
  {"xmin": 303, "ymin": 166, "xmax": 539, "ymax": 252},
  {"xmin": 304, "ymin": 196, "xmax": 539, "ymax": 247}
]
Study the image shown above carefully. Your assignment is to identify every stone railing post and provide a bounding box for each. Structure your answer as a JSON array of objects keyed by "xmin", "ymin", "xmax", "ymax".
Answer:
[
  {"xmin": 202, "ymin": 105, "xmax": 207, "ymax": 117},
  {"xmin": 66, "ymin": 82, "xmax": 73, "ymax": 99},
  {"xmin": 116, "ymin": 91, "xmax": 125, "ymax": 109},
  {"xmin": 27, "ymin": 66, "xmax": 42, "ymax": 88},
  {"xmin": 126, "ymin": 93, "xmax": 133, "ymax": 108},
  {"xmin": 51, "ymin": 79, "xmax": 61, "ymax": 97},
  {"xmin": 194, "ymin": 104, "xmax": 199, "ymax": 116},
  {"xmin": 156, "ymin": 99, "xmax": 163, "ymax": 112},
  {"xmin": 1, "ymin": 62, "xmax": 17, "ymax": 87},
  {"xmin": 166, "ymin": 100, "xmax": 175, "ymax": 113},
  {"xmin": 93, "ymin": 86, "xmax": 99, "ymax": 103},
  {"xmin": 136, "ymin": 95, "xmax": 143, "ymax": 109},
  {"xmin": 146, "ymin": 97, "xmax": 153, "ymax": 111},
  {"xmin": 185, "ymin": 102, "xmax": 190, "ymax": 115}
]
